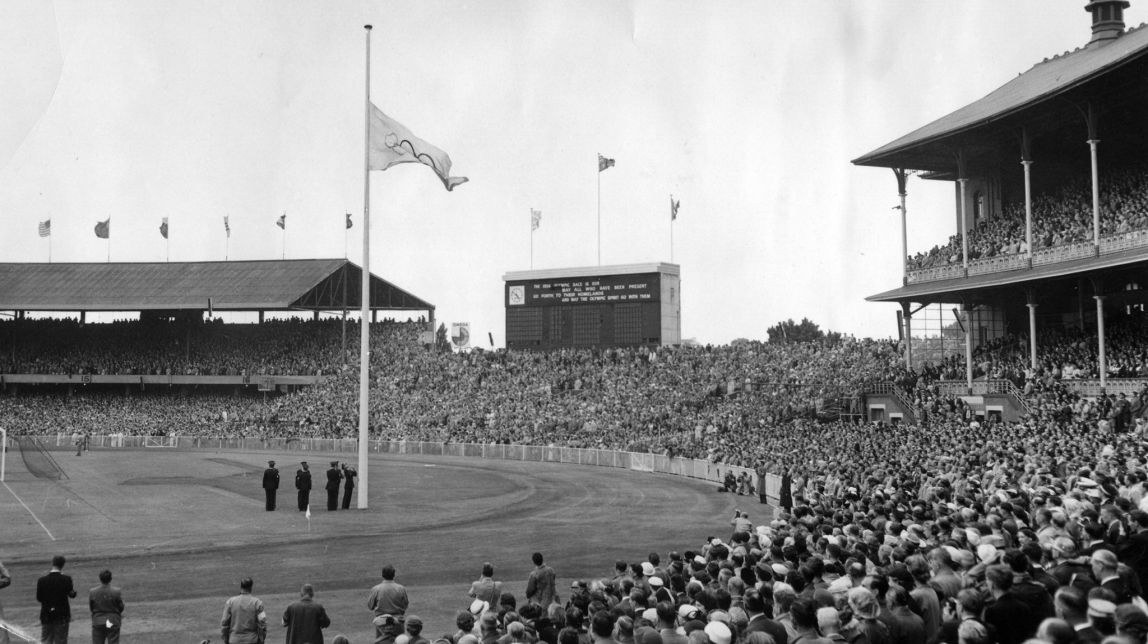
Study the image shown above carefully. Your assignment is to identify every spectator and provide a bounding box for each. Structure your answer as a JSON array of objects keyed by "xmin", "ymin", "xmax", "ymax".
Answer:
[
  {"xmin": 36, "ymin": 555, "xmax": 76, "ymax": 644},
  {"xmin": 282, "ymin": 583, "xmax": 331, "ymax": 644},
  {"xmin": 88, "ymin": 569, "xmax": 124, "ymax": 644},
  {"xmin": 220, "ymin": 577, "xmax": 267, "ymax": 644}
]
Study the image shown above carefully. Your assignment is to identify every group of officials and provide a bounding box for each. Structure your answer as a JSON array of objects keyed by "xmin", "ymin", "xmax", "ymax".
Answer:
[{"xmin": 261, "ymin": 459, "xmax": 357, "ymax": 512}]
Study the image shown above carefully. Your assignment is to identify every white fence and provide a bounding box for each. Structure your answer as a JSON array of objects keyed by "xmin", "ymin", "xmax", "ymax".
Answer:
[{"xmin": 29, "ymin": 434, "xmax": 785, "ymax": 506}]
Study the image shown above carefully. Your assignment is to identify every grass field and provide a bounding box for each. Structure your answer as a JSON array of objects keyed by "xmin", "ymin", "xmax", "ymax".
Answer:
[{"xmin": 0, "ymin": 443, "xmax": 757, "ymax": 642}]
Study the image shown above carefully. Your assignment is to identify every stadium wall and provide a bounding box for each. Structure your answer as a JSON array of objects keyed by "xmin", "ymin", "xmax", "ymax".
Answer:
[{"xmin": 22, "ymin": 434, "xmax": 783, "ymax": 507}]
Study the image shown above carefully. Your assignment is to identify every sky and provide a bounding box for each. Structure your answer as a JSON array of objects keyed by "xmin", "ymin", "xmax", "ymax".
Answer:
[{"xmin": 1, "ymin": 1, "xmax": 1137, "ymax": 346}]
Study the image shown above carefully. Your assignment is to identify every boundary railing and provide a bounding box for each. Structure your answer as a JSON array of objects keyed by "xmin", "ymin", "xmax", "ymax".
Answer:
[
  {"xmin": 904, "ymin": 229, "xmax": 1148, "ymax": 285},
  {"xmin": 23, "ymin": 434, "xmax": 786, "ymax": 507}
]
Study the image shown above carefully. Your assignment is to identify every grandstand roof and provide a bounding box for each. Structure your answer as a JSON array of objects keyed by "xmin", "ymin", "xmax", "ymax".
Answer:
[
  {"xmin": 0, "ymin": 259, "xmax": 434, "ymax": 312},
  {"xmin": 853, "ymin": 24, "xmax": 1148, "ymax": 170}
]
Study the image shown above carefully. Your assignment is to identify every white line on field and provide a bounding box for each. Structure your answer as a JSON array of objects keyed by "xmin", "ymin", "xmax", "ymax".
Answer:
[{"xmin": 2, "ymin": 481, "xmax": 55, "ymax": 541}]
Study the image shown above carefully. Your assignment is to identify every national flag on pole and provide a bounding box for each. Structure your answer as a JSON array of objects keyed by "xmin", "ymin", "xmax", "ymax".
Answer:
[
  {"xmin": 531, "ymin": 209, "xmax": 541, "ymax": 231},
  {"xmin": 598, "ymin": 154, "xmax": 615, "ymax": 172},
  {"xmin": 160, "ymin": 217, "xmax": 169, "ymax": 239},
  {"xmin": 346, "ymin": 212, "xmax": 353, "ymax": 229},
  {"xmin": 671, "ymin": 196, "xmax": 680, "ymax": 221},
  {"xmin": 94, "ymin": 219, "xmax": 110, "ymax": 239},
  {"xmin": 367, "ymin": 104, "xmax": 468, "ymax": 191},
  {"xmin": 223, "ymin": 216, "xmax": 231, "ymax": 237},
  {"xmin": 38, "ymin": 219, "xmax": 50, "ymax": 237},
  {"xmin": 276, "ymin": 213, "xmax": 286, "ymax": 229}
]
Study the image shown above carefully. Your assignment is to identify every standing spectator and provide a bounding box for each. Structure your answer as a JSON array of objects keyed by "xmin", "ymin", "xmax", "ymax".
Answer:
[
  {"xmin": 468, "ymin": 563, "xmax": 502, "ymax": 606},
  {"xmin": 526, "ymin": 553, "xmax": 559, "ymax": 608},
  {"xmin": 36, "ymin": 555, "xmax": 76, "ymax": 644},
  {"xmin": 368, "ymin": 564, "xmax": 409, "ymax": 644},
  {"xmin": 403, "ymin": 616, "xmax": 428, "ymax": 644},
  {"xmin": 221, "ymin": 577, "xmax": 267, "ymax": 644},
  {"xmin": 88, "ymin": 569, "xmax": 124, "ymax": 644},
  {"xmin": 282, "ymin": 583, "xmax": 331, "ymax": 644},
  {"xmin": 296, "ymin": 462, "xmax": 312, "ymax": 512},
  {"xmin": 326, "ymin": 461, "xmax": 342, "ymax": 511},
  {"xmin": 263, "ymin": 460, "xmax": 279, "ymax": 511},
  {"xmin": 0, "ymin": 559, "xmax": 10, "ymax": 644},
  {"xmin": 341, "ymin": 464, "xmax": 357, "ymax": 510}
]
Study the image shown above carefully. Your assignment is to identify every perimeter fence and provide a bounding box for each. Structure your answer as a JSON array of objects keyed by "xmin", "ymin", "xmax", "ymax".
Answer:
[{"xmin": 21, "ymin": 433, "xmax": 783, "ymax": 507}]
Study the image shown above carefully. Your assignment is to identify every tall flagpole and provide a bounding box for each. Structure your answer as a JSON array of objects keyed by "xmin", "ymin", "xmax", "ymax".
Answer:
[
  {"xmin": 357, "ymin": 24, "xmax": 373, "ymax": 511},
  {"xmin": 530, "ymin": 210, "xmax": 534, "ymax": 270},
  {"xmin": 597, "ymin": 154, "xmax": 601, "ymax": 266}
]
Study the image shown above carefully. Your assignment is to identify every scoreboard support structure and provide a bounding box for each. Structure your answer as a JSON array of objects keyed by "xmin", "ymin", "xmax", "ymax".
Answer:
[{"xmin": 503, "ymin": 262, "xmax": 681, "ymax": 350}]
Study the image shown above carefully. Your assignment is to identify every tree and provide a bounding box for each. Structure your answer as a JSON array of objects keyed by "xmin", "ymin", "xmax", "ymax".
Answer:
[
  {"xmin": 766, "ymin": 317, "xmax": 838, "ymax": 344},
  {"xmin": 435, "ymin": 323, "xmax": 451, "ymax": 352}
]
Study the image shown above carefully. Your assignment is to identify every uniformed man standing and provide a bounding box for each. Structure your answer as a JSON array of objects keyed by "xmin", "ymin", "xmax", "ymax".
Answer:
[
  {"xmin": 326, "ymin": 461, "xmax": 343, "ymax": 511},
  {"xmin": 341, "ymin": 464, "xmax": 357, "ymax": 510},
  {"xmin": 262, "ymin": 460, "xmax": 279, "ymax": 511},
  {"xmin": 295, "ymin": 462, "xmax": 312, "ymax": 512}
]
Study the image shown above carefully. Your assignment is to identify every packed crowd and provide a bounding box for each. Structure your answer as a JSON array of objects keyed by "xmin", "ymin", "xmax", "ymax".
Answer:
[
  {"xmin": 906, "ymin": 166, "xmax": 1148, "ymax": 271},
  {"xmin": 0, "ymin": 317, "xmax": 357, "ymax": 377}
]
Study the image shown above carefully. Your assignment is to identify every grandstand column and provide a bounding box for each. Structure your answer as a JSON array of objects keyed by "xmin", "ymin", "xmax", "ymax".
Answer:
[
  {"xmin": 1087, "ymin": 105, "xmax": 1101, "ymax": 250},
  {"xmin": 900, "ymin": 301, "xmax": 912, "ymax": 369},
  {"xmin": 1021, "ymin": 130, "xmax": 1034, "ymax": 262},
  {"xmin": 1026, "ymin": 290, "xmax": 1038, "ymax": 371},
  {"xmin": 957, "ymin": 151, "xmax": 969, "ymax": 272},
  {"xmin": 1095, "ymin": 288, "xmax": 1108, "ymax": 392},
  {"xmin": 893, "ymin": 168, "xmax": 909, "ymax": 285},
  {"xmin": 963, "ymin": 302, "xmax": 974, "ymax": 393}
]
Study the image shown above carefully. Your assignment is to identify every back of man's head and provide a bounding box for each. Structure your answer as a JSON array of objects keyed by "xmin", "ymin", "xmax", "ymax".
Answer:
[
  {"xmin": 240, "ymin": 577, "xmax": 254, "ymax": 592},
  {"xmin": 1055, "ymin": 585, "xmax": 1087, "ymax": 620},
  {"xmin": 52, "ymin": 555, "xmax": 66, "ymax": 569},
  {"xmin": 98, "ymin": 570, "xmax": 112, "ymax": 585},
  {"xmin": 591, "ymin": 610, "xmax": 615, "ymax": 638},
  {"xmin": 1002, "ymin": 549, "xmax": 1029, "ymax": 574},
  {"xmin": 382, "ymin": 565, "xmax": 396, "ymax": 580},
  {"xmin": 533, "ymin": 552, "xmax": 544, "ymax": 566}
]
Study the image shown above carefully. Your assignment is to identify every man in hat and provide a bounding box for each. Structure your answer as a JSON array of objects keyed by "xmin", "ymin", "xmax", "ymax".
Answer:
[
  {"xmin": 326, "ymin": 461, "xmax": 343, "ymax": 511},
  {"xmin": 262, "ymin": 460, "xmax": 279, "ymax": 511},
  {"xmin": 295, "ymin": 462, "xmax": 312, "ymax": 512},
  {"xmin": 1091, "ymin": 550, "xmax": 1133, "ymax": 605},
  {"xmin": 282, "ymin": 583, "xmax": 330, "ymax": 644},
  {"xmin": 341, "ymin": 463, "xmax": 357, "ymax": 510}
]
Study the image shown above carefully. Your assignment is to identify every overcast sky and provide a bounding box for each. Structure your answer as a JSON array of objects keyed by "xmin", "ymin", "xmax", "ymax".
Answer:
[{"xmin": 1, "ymin": 1, "xmax": 1135, "ymax": 346}]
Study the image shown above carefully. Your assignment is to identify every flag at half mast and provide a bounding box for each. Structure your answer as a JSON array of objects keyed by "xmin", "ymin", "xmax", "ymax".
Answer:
[
  {"xmin": 276, "ymin": 213, "xmax": 286, "ymax": 229},
  {"xmin": 368, "ymin": 104, "xmax": 468, "ymax": 191},
  {"xmin": 38, "ymin": 219, "xmax": 50, "ymax": 237},
  {"xmin": 94, "ymin": 218, "xmax": 110, "ymax": 239},
  {"xmin": 346, "ymin": 212, "xmax": 353, "ymax": 229},
  {"xmin": 160, "ymin": 217, "xmax": 169, "ymax": 239}
]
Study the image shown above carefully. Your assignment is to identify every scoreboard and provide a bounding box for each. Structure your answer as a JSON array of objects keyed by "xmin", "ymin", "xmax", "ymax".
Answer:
[{"xmin": 503, "ymin": 263, "xmax": 680, "ymax": 350}]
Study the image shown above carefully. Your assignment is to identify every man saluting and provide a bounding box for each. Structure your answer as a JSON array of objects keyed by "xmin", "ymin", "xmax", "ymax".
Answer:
[
  {"xmin": 295, "ymin": 462, "xmax": 312, "ymax": 512},
  {"xmin": 263, "ymin": 461, "xmax": 279, "ymax": 511},
  {"xmin": 326, "ymin": 461, "xmax": 343, "ymax": 511}
]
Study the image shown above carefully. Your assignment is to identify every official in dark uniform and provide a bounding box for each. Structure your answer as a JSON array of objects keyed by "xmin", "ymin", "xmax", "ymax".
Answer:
[
  {"xmin": 325, "ymin": 461, "xmax": 342, "ymax": 511},
  {"xmin": 341, "ymin": 464, "xmax": 357, "ymax": 510},
  {"xmin": 262, "ymin": 460, "xmax": 279, "ymax": 511},
  {"xmin": 295, "ymin": 462, "xmax": 312, "ymax": 512}
]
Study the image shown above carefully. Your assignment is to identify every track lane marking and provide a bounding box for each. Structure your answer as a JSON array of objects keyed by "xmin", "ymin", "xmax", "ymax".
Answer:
[{"xmin": 2, "ymin": 481, "xmax": 56, "ymax": 541}]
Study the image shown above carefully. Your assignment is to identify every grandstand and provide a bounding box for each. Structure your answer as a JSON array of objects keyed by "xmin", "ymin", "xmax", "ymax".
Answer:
[
  {"xmin": 0, "ymin": 259, "xmax": 433, "ymax": 391},
  {"xmin": 855, "ymin": 0, "xmax": 1148, "ymax": 421}
]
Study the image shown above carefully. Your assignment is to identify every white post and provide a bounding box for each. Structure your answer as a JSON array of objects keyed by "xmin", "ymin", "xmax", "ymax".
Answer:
[
  {"xmin": 1090, "ymin": 139, "xmax": 1101, "ymax": 248},
  {"xmin": 357, "ymin": 25, "xmax": 373, "ymax": 510},
  {"xmin": 1023, "ymin": 159, "xmax": 1034, "ymax": 258}
]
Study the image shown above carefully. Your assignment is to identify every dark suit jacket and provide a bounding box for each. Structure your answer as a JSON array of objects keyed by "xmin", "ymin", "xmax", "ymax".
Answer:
[
  {"xmin": 89, "ymin": 583, "xmax": 125, "ymax": 627},
  {"xmin": 282, "ymin": 597, "xmax": 330, "ymax": 644},
  {"xmin": 36, "ymin": 571, "xmax": 76, "ymax": 623},
  {"xmin": 262, "ymin": 467, "xmax": 279, "ymax": 490},
  {"xmin": 326, "ymin": 467, "xmax": 342, "ymax": 491},
  {"xmin": 984, "ymin": 593, "xmax": 1035, "ymax": 644},
  {"xmin": 296, "ymin": 469, "xmax": 311, "ymax": 491},
  {"xmin": 746, "ymin": 613, "xmax": 790, "ymax": 644}
]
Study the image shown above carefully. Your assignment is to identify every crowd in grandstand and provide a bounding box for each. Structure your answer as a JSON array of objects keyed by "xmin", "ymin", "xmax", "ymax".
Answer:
[{"xmin": 905, "ymin": 166, "xmax": 1148, "ymax": 272}]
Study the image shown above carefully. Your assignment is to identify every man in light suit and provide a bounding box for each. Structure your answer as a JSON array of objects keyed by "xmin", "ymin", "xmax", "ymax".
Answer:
[{"xmin": 89, "ymin": 569, "xmax": 125, "ymax": 644}]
